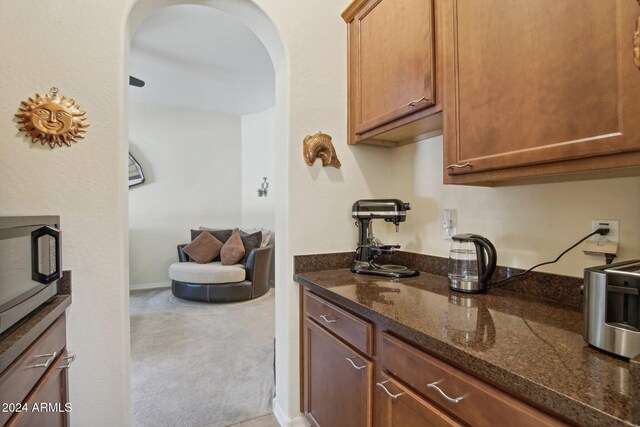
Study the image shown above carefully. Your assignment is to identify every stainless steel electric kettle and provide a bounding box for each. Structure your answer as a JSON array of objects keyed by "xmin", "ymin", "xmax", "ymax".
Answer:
[{"xmin": 448, "ymin": 233, "xmax": 497, "ymax": 293}]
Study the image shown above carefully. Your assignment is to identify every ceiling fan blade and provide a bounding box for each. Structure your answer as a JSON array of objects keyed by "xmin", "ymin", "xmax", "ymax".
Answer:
[{"xmin": 129, "ymin": 76, "xmax": 145, "ymax": 88}]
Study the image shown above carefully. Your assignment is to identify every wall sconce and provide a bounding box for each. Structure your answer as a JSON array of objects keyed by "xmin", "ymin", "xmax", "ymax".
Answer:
[{"xmin": 257, "ymin": 177, "xmax": 269, "ymax": 197}]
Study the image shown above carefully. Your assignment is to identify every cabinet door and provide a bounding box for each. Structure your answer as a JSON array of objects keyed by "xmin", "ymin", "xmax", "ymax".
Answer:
[
  {"xmin": 303, "ymin": 318, "xmax": 372, "ymax": 427},
  {"xmin": 0, "ymin": 315, "xmax": 66, "ymax": 426},
  {"xmin": 351, "ymin": 0, "xmax": 436, "ymax": 136},
  {"xmin": 7, "ymin": 352, "xmax": 70, "ymax": 427},
  {"xmin": 377, "ymin": 373, "xmax": 461, "ymax": 427},
  {"xmin": 443, "ymin": 0, "xmax": 640, "ymax": 183}
]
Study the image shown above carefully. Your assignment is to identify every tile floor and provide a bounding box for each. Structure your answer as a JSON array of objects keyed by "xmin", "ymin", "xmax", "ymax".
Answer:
[{"xmin": 228, "ymin": 413, "xmax": 280, "ymax": 427}]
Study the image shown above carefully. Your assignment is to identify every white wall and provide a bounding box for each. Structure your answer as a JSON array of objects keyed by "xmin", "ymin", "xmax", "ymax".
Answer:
[
  {"xmin": 128, "ymin": 102, "xmax": 241, "ymax": 286},
  {"xmin": 387, "ymin": 136, "xmax": 640, "ymax": 277},
  {"xmin": 240, "ymin": 108, "xmax": 275, "ymax": 230}
]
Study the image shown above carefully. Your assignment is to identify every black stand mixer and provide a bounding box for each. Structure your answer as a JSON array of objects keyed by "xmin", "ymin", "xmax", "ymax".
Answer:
[{"xmin": 351, "ymin": 199, "xmax": 419, "ymax": 278}]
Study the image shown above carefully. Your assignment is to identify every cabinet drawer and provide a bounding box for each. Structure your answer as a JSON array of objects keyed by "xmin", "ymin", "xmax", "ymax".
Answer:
[
  {"xmin": 381, "ymin": 333, "xmax": 564, "ymax": 426},
  {"xmin": 0, "ymin": 315, "xmax": 66, "ymax": 426},
  {"xmin": 304, "ymin": 291, "xmax": 373, "ymax": 356},
  {"xmin": 377, "ymin": 372, "xmax": 461, "ymax": 427}
]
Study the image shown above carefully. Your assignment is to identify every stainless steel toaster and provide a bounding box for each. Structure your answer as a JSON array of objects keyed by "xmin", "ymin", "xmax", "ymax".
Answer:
[{"xmin": 583, "ymin": 260, "xmax": 640, "ymax": 358}]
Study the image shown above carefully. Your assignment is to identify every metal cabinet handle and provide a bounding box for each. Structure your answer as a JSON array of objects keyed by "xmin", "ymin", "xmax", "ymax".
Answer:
[
  {"xmin": 57, "ymin": 354, "xmax": 76, "ymax": 370},
  {"xmin": 31, "ymin": 351, "xmax": 57, "ymax": 369},
  {"xmin": 446, "ymin": 162, "xmax": 471, "ymax": 169},
  {"xmin": 319, "ymin": 314, "xmax": 337, "ymax": 324},
  {"xmin": 427, "ymin": 381, "xmax": 466, "ymax": 404},
  {"xmin": 376, "ymin": 381, "xmax": 405, "ymax": 400},
  {"xmin": 634, "ymin": 15, "xmax": 640, "ymax": 70},
  {"xmin": 345, "ymin": 357, "xmax": 367, "ymax": 370},
  {"xmin": 408, "ymin": 96, "xmax": 429, "ymax": 107}
]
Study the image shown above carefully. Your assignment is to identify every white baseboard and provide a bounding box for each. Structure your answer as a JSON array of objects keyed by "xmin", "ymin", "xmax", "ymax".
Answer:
[
  {"xmin": 273, "ymin": 398, "xmax": 309, "ymax": 427},
  {"xmin": 129, "ymin": 281, "xmax": 171, "ymax": 291}
]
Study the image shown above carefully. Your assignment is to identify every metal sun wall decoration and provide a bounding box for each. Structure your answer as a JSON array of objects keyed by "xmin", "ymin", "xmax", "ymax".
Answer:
[
  {"xmin": 303, "ymin": 131, "xmax": 341, "ymax": 169},
  {"xmin": 15, "ymin": 87, "xmax": 89, "ymax": 148}
]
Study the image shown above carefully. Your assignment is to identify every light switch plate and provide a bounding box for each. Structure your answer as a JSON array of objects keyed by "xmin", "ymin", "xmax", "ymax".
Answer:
[{"xmin": 442, "ymin": 208, "xmax": 457, "ymax": 228}]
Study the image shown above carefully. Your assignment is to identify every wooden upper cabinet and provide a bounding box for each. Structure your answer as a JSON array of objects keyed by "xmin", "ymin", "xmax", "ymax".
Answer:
[
  {"xmin": 343, "ymin": 0, "xmax": 442, "ymax": 146},
  {"xmin": 443, "ymin": 0, "xmax": 640, "ymax": 184},
  {"xmin": 354, "ymin": 0, "xmax": 435, "ymax": 133}
]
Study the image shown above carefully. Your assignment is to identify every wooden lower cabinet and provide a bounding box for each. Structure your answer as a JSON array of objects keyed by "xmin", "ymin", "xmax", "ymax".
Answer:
[
  {"xmin": 381, "ymin": 333, "xmax": 564, "ymax": 426},
  {"xmin": 0, "ymin": 314, "xmax": 70, "ymax": 427},
  {"xmin": 377, "ymin": 373, "xmax": 460, "ymax": 427},
  {"xmin": 7, "ymin": 351, "xmax": 70, "ymax": 427},
  {"xmin": 301, "ymin": 289, "xmax": 564, "ymax": 427},
  {"xmin": 303, "ymin": 318, "xmax": 372, "ymax": 427}
]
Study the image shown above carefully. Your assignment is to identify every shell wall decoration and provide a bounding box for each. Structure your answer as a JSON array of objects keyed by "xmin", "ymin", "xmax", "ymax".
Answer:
[
  {"xmin": 303, "ymin": 131, "xmax": 341, "ymax": 168},
  {"xmin": 15, "ymin": 87, "xmax": 89, "ymax": 148}
]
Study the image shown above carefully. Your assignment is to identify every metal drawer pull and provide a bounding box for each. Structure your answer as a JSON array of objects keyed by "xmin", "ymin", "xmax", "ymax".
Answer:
[
  {"xmin": 446, "ymin": 162, "xmax": 471, "ymax": 169},
  {"xmin": 58, "ymin": 354, "xmax": 76, "ymax": 369},
  {"xmin": 319, "ymin": 314, "xmax": 337, "ymax": 324},
  {"xmin": 32, "ymin": 351, "xmax": 57, "ymax": 368},
  {"xmin": 345, "ymin": 357, "xmax": 367, "ymax": 370},
  {"xmin": 408, "ymin": 96, "xmax": 429, "ymax": 107},
  {"xmin": 376, "ymin": 381, "xmax": 405, "ymax": 400},
  {"xmin": 427, "ymin": 381, "xmax": 466, "ymax": 404}
]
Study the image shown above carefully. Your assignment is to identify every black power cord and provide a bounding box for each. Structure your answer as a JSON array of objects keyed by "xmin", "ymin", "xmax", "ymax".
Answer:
[
  {"xmin": 489, "ymin": 227, "xmax": 610, "ymax": 287},
  {"xmin": 604, "ymin": 253, "xmax": 617, "ymax": 264}
]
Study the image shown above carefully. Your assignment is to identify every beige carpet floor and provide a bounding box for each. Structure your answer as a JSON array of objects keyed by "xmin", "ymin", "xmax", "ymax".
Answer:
[{"xmin": 130, "ymin": 288, "xmax": 275, "ymax": 427}]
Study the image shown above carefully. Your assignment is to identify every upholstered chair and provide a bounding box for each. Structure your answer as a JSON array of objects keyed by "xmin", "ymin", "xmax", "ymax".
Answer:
[{"xmin": 169, "ymin": 244, "xmax": 273, "ymax": 303}]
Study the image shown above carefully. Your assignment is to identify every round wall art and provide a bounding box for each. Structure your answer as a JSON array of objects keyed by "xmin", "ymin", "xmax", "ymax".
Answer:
[{"xmin": 15, "ymin": 87, "xmax": 89, "ymax": 148}]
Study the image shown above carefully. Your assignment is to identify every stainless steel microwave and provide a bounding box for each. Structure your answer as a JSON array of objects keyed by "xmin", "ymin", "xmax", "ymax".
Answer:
[{"xmin": 0, "ymin": 216, "xmax": 61, "ymax": 335}]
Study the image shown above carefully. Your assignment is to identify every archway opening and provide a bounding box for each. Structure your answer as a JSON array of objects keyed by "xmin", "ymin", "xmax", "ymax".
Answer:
[{"xmin": 125, "ymin": 1, "xmax": 288, "ymax": 425}]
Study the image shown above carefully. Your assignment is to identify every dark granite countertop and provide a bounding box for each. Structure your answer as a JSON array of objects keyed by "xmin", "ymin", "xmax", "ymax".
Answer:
[{"xmin": 295, "ymin": 268, "xmax": 640, "ymax": 427}]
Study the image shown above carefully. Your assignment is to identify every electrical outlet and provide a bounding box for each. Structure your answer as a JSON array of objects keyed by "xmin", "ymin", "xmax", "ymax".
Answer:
[
  {"xmin": 443, "ymin": 209, "xmax": 457, "ymax": 240},
  {"xmin": 444, "ymin": 226, "xmax": 457, "ymax": 241},
  {"xmin": 591, "ymin": 220, "xmax": 619, "ymax": 244},
  {"xmin": 584, "ymin": 219, "xmax": 619, "ymax": 256}
]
